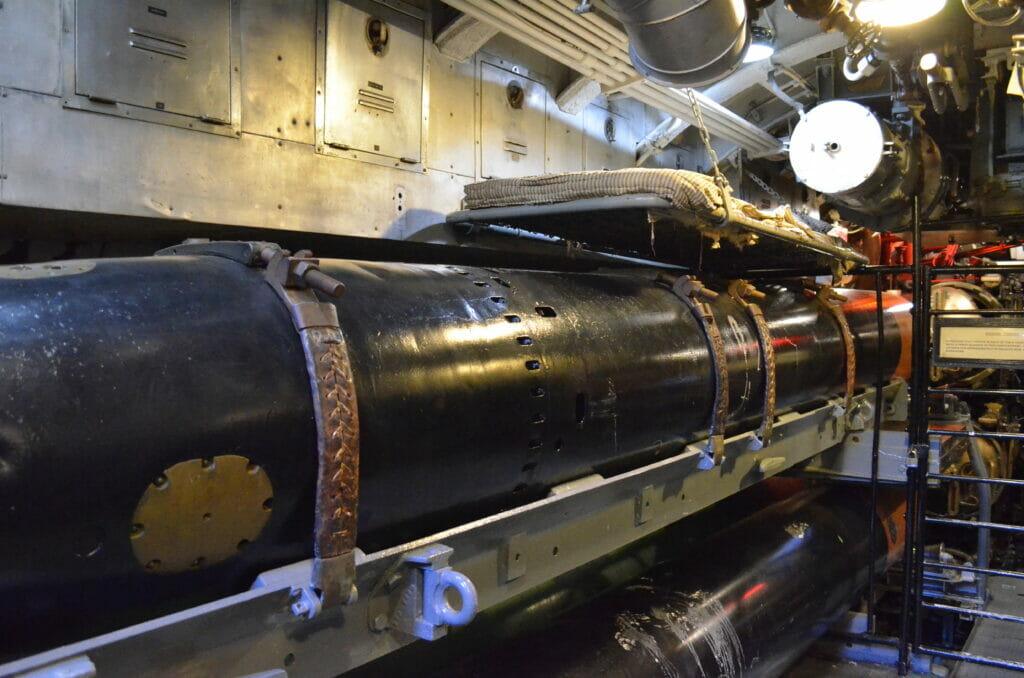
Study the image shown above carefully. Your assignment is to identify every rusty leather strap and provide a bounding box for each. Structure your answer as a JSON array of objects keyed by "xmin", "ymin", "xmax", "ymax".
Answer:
[
  {"xmin": 747, "ymin": 304, "xmax": 776, "ymax": 442},
  {"xmin": 734, "ymin": 295, "xmax": 776, "ymax": 443},
  {"xmin": 155, "ymin": 241, "xmax": 359, "ymax": 605},
  {"xmin": 267, "ymin": 273, "xmax": 360, "ymax": 607},
  {"xmin": 817, "ymin": 289, "xmax": 856, "ymax": 414},
  {"xmin": 668, "ymin": 276, "xmax": 729, "ymax": 465}
]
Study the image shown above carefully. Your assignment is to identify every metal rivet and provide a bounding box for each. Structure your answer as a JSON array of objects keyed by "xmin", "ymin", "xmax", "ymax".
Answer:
[{"xmin": 371, "ymin": 613, "xmax": 389, "ymax": 632}]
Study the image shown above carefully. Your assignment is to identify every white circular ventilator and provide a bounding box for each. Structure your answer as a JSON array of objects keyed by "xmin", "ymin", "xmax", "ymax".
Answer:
[{"xmin": 789, "ymin": 100, "xmax": 886, "ymax": 195}]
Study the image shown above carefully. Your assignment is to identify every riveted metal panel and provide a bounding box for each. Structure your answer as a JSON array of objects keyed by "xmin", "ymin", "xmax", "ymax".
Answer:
[
  {"xmin": 323, "ymin": 0, "xmax": 424, "ymax": 162},
  {"xmin": 0, "ymin": 0, "xmax": 61, "ymax": 95},
  {"xmin": 75, "ymin": 0, "xmax": 232, "ymax": 122},
  {"xmin": 583, "ymin": 105, "xmax": 636, "ymax": 171},
  {"xmin": 0, "ymin": 88, "xmax": 466, "ymax": 238},
  {"xmin": 425, "ymin": 49, "xmax": 475, "ymax": 178},
  {"xmin": 0, "ymin": 0, "xmax": 661, "ymax": 238},
  {"xmin": 240, "ymin": 0, "xmax": 316, "ymax": 144},
  {"xmin": 480, "ymin": 61, "xmax": 546, "ymax": 179},
  {"xmin": 545, "ymin": 102, "xmax": 584, "ymax": 174}
]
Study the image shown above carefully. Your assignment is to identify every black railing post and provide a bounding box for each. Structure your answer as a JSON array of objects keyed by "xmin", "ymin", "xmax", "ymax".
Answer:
[
  {"xmin": 900, "ymin": 195, "xmax": 929, "ymax": 673},
  {"xmin": 867, "ymin": 272, "xmax": 885, "ymax": 633}
]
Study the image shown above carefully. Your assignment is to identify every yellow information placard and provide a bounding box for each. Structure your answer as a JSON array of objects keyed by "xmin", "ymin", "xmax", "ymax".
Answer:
[{"xmin": 936, "ymin": 323, "xmax": 1024, "ymax": 366}]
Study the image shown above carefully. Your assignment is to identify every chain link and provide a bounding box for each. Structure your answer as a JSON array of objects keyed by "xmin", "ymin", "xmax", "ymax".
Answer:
[
  {"xmin": 746, "ymin": 169, "xmax": 786, "ymax": 206},
  {"xmin": 685, "ymin": 88, "xmax": 733, "ymax": 212}
]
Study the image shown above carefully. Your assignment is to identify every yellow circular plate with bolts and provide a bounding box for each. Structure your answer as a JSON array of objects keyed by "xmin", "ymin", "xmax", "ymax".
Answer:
[{"xmin": 130, "ymin": 455, "xmax": 274, "ymax": 574}]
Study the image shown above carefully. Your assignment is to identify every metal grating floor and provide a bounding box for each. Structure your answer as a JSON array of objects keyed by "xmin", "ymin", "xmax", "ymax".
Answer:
[{"xmin": 952, "ymin": 575, "xmax": 1024, "ymax": 677}]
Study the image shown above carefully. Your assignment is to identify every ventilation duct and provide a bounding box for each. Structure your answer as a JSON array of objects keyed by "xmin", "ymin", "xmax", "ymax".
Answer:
[{"xmin": 605, "ymin": 0, "xmax": 751, "ymax": 87}]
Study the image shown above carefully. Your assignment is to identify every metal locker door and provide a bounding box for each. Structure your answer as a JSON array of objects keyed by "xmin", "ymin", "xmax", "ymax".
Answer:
[{"xmin": 323, "ymin": 0, "xmax": 425, "ymax": 163}]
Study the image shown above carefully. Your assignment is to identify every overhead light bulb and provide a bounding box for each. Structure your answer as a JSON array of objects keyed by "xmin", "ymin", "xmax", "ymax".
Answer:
[
  {"xmin": 744, "ymin": 24, "xmax": 776, "ymax": 63},
  {"xmin": 854, "ymin": 0, "xmax": 946, "ymax": 27}
]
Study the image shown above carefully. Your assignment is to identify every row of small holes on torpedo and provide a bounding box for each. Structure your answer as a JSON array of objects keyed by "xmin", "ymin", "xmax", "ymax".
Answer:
[
  {"xmin": 514, "ymin": 302, "xmax": 578, "ymax": 491},
  {"xmin": 448, "ymin": 266, "xmax": 517, "ymax": 307},
  {"xmin": 442, "ymin": 271, "xmax": 579, "ymax": 492},
  {"xmin": 447, "ymin": 266, "xmax": 551, "ymax": 488},
  {"xmin": 503, "ymin": 306, "xmax": 559, "ymax": 324},
  {"xmin": 517, "ymin": 301, "xmax": 547, "ymax": 489}
]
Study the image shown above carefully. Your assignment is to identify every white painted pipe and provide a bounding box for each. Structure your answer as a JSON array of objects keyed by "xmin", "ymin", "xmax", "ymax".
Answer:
[
  {"xmin": 555, "ymin": 0, "xmax": 629, "ymax": 48},
  {"xmin": 533, "ymin": 0, "xmax": 631, "ymax": 61},
  {"xmin": 443, "ymin": 0, "xmax": 784, "ymax": 156},
  {"xmin": 631, "ymin": 82, "xmax": 780, "ymax": 153},
  {"xmin": 636, "ymin": 117, "xmax": 687, "ymax": 165},
  {"xmin": 444, "ymin": 0, "xmax": 612, "ymax": 81},
  {"xmin": 514, "ymin": 0, "xmax": 768, "ymax": 154},
  {"xmin": 637, "ymin": 31, "xmax": 849, "ymax": 157},
  {"xmin": 494, "ymin": 0, "xmax": 635, "ymax": 78}
]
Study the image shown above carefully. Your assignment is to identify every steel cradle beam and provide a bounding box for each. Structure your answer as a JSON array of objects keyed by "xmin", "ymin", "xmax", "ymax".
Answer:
[{"xmin": 1, "ymin": 384, "xmax": 901, "ymax": 678}]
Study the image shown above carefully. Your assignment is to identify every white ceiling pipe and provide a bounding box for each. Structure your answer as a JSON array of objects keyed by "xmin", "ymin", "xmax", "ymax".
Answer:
[
  {"xmin": 642, "ymin": 32, "xmax": 848, "ymax": 154},
  {"xmin": 486, "ymin": 1, "xmax": 638, "ymax": 84},
  {"xmin": 452, "ymin": 0, "xmax": 643, "ymax": 93},
  {"xmin": 555, "ymin": 0, "xmax": 629, "ymax": 48},
  {"xmin": 629, "ymin": 86, "xmax": 755, "ymax": 144},
  {"xmin": 529, "ymin": 0, "xmax": 633, "ymax": 62},
  {"xmin": 444, "ymin": 0, "xmax": 784, "ymax": 156},
  {"xmin": 636, "ymin": 117, "xmax": 686, "ymax": 165},
  {"xmin": 450, "ymin": 0, "xmax": 769, "ymax": 147},
  {"xmin": 444, "ymin": 0, "xmax": 615, "ymax": 81},
  {"xmin": 705, "ymin": 31, "xmax": 845, "ymax": 103},
  {"xmin": 494, "ymin": 0, "xmax": 635, "ymax": 79},
  {"xmin": 540, "ymin": 0, "xmax": 782, "ymax": 154},
  {"xmin": 629, "ymin": 82, "xmax": 782, "ymax": 154}
]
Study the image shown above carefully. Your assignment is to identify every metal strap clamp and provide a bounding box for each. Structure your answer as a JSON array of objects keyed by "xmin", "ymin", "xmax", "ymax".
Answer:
[
  {"xmin": 153, "ymin": 240, "xmax": 361, "ymax": 610},
  {"xmin": 809, "ymin": 282, "xmax": 856, "ymax": 415},
  {"xmin": 259, "ymin": 245, "xmax": 360, "ymax": 609},
  {"xmin": 728, "ymin": 280, "xmax": 776, "ymax": 448},
  {"xmin": 660, "ymin": 273, "xmax": 729, "ymax": 465}
]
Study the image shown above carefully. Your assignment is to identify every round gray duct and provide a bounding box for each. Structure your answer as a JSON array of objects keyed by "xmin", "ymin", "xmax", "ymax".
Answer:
[{"xmin": 606, "ymin": 0, "xmax": 751, "ymax": 87}]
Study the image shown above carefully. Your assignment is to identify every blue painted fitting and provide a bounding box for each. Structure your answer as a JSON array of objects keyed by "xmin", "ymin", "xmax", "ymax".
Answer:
[{"xmin": 423, "ymin": 568, "xmax": 478, "ymax": 628}]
